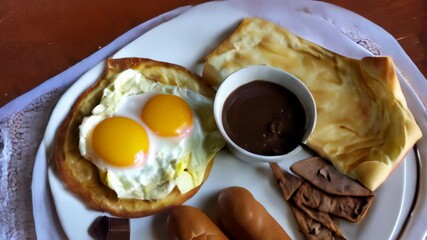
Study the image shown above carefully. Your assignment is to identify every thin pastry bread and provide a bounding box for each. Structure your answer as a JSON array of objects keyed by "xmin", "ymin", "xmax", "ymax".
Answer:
[
  {"xmin": 203, "ymin": 17, "xmax": 422, "ymax": 191},
  {"xmin": 55, "ymin": 57, "xmax": 223, "ymax": 217}
]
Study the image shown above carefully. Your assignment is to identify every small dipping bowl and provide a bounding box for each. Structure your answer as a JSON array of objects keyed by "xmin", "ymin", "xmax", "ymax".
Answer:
[{"xmin": 213, "ymin": 65, "xmax": 317, "ymax": 163}]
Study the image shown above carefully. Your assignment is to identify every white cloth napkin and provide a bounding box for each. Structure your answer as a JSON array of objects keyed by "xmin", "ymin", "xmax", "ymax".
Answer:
[{"xmin": 0, "ymin": 0, "xmax": 426, "ymax": 239}]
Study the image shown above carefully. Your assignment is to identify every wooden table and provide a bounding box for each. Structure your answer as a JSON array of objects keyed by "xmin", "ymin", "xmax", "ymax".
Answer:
[{"xmin": 1, "ymin": 0, "xmax": 425, "ymax": 107}]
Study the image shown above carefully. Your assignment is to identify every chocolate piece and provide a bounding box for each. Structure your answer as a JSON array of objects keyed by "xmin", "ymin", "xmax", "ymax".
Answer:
[
  {"xmin": 270, "ymin": 163, "xmax": 303, "ymax": 200},
  {"xmin": 291, "ymin": 157, "xmax": 374, "ymax": 197},
  {"xmin": 88, "ymin": 216, "xmax": 130, "ymax": 240},
  {"xmin": 108, "ymin": 218, "xmax": 130, "ymax": 240},
  {"xmin": 294, "ymin": 183, "xmax": 374, "ymax": 223},
  {"xmin": 290, "ymin": 205, "xmax": 345, "ymax": 240},
  {"xmin": 271, "ymin": 165, "xmax": 344, "ymax": 238},
  {"xmin": 88, "ymin": 216, "xmax": 109, "ymax": 240},
  {"xmin": 271, "ymin": 162, "xmax": 376, "ymax": 240},
  {"xmin": 222, "ymin": 81, "xmax": 306, "ymax": 156},
  {"xmin": 294, "ymin": 200, "xmax": 344, "ymax": 238}
]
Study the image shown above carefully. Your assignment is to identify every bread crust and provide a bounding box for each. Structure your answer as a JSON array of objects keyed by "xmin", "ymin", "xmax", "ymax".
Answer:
[
  {"xmin": 217, "ymin": 187, "xmax": 291, "ymax": 240},
  {"xmin": 54, "ymin": 58, "xmax": 217, "ymax": 217},
  {"xmin": 167, "ymin": 205, "xmax": 228, "ymax": 240}
]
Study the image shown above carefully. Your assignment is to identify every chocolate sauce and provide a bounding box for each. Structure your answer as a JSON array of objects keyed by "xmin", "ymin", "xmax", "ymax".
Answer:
[{"xmin": 222, "ymin": 81, "xmax": 306, "ymax": 156}]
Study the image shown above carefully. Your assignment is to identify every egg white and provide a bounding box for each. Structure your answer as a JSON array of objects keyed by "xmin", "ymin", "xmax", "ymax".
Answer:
[{"xmin": 79, "ymin": 69, "xmax": 224, "ymax": 200}]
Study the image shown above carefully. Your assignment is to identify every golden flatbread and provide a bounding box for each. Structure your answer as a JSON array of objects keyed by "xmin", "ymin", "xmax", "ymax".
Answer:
[{"xmin": 203, "ymin": 18, "xmax": 422, "ymax": 191}]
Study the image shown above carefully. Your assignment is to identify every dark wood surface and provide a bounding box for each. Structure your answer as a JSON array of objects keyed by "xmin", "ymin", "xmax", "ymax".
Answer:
[{"xmin": 1, "ymin": 0, "xmax": 425, "ymax": 107}]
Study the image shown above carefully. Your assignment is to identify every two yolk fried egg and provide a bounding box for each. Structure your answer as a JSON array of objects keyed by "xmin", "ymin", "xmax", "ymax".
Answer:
[
  {"xmin": 79, "ymin": 70, "xmax": 223, "ymax": 200},
  {"xmin": 91, "ymin": 94, "xmax": 193, "ymax": 168}
]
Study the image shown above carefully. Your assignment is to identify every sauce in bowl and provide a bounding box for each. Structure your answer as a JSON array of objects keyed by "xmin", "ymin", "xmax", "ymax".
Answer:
[{"xmin": 222, "ymin": 81, "xmax": 306, "ymax": 156}]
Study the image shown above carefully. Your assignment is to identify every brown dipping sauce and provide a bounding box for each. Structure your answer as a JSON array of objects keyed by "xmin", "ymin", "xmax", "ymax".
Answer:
[{"xmin": 222, "ymin": 81, "xmax": 306, "ymax": 156}]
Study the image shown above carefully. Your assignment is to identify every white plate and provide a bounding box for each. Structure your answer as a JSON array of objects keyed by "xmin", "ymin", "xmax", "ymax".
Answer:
[{"xmin": 41, "ymin": 1, "xmax": 423, "ymax": 239}]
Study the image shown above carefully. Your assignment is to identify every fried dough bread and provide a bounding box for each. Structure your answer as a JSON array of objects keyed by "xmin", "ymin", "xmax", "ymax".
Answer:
[
  {"xmin": 55, "ymin": 58, "xmax": 221, "ymax": 217},
  {"xmin": 203, "ymin": 18, "xmax": 422, "ymax": 191}
]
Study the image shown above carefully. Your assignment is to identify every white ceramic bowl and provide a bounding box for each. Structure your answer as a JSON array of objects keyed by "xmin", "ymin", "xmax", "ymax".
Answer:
[{"xmin": 213, "ymin": 65, "xmax": 317, "ymax": 163}]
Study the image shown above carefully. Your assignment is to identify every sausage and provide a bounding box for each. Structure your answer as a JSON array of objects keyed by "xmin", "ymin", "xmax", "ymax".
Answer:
[
  {"xmin": 167, "ymin": 205, "xmax": 228, "ymax": 240},
  {"xmin": 217, "ymin": 186, "xmax": 291, "ymax": 240}
]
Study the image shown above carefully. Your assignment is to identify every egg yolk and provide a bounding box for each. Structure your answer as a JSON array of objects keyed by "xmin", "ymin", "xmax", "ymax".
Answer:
[
  {"xmin": 92, "ymin": 116, "xmax": 149, "ymax": 167},
  {"xmin": 141, "ymin": 94, "xmax": 193, "ymax": 137}
]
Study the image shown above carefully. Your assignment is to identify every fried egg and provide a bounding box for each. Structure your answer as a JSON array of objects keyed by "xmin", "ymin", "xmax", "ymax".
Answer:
[{"xmin": 79, "ymin": 69, "xmax": 223, "ymax": 200}]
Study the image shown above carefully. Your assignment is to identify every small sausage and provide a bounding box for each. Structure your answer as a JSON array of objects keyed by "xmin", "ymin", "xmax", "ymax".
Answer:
[
  {"xmin": 167, "ymin": 205, "xmax": 228, "ymax": 240},
  {"xmin": 218, "ymin": 186, "xmax": 291, "ymax": 240}
]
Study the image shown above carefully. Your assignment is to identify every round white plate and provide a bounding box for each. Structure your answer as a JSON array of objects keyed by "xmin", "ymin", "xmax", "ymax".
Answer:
[{"xmin": 39, "ymin": 1, "xmax": 424, "ymax": 239}]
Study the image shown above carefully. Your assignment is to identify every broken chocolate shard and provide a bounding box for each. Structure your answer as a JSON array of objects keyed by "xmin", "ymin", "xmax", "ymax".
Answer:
[
  {"xmin": 88, "ymin": 216, "xmax": 130, "ymax": 240},
  {"xmin": 88, "ymin": 216, "xmax": 109, "ymax": 240},
  {"xmin": 108, "ymin": 217, "xmax": 130, "ymax": 240},
  {"xmin": 290, "ymin": 204, "xmax": 346, "ymax": 240},
  {"xmin": 293, "ymin": 196, "xmax": 345, "ymax": 238},
  {"xmin": 294, "ymin": 183, "xmax": 374, "ymax": 223},
  {"xmin": 270, "ymin": 164, "xmax": 345, "ymax": 238},
  {"xmin": 291, "ymin": 157, "xmax": 374, "ymax": 197},
  {"xmin": 270, "ymin": 163, "xmax": 303, "ymax": 200}
]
